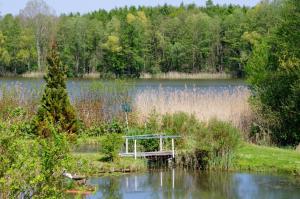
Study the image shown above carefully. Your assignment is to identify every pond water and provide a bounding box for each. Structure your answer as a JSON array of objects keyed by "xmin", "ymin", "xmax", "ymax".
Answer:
[{"xmin": 86, "ymin": 169, "xmax": 300, "ymax": 199}]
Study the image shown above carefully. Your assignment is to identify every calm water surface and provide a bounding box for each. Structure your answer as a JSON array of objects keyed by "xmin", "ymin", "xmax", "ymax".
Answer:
[
  {"xmin": 86, "ymin": 169, "xmax": 300, "ymax": 199},
  {"xmin": 0, "ymin": 78, "xmax": 246, "ymax": 91}
]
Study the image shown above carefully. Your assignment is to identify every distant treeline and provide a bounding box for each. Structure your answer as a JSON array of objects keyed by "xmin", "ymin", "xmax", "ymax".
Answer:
[{"xmin": 0, "ymin": 0, "xmax": 282, "ymax": 77}]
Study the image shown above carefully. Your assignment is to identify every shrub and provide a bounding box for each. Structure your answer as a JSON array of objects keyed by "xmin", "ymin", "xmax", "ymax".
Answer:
[
  {"xmin": 204, "ymin": 119, "xmax": 241, "ymax": 169},
  {"xmin": 162, "ymin": 112, "xmax": 200, "ymax": 136},
  {"xmin": 207, "ymin": 119, "xmax": 241, "ymax": 155},
  {"xmin": 83, "ymin": 120, "xmax": 126, "ymax": 137},
  {"xmin": 100, "ymin": 133, "xmax": 123, "ymax": 162},
  {"xmin": 132, "ymin": 128, "xmax": 160, "ymax": 152},
  {"xmin": 106, "ymin": 120, "xmax": 125, "ymax": 134},
  {"xmin": 144, "ymin": 112, "xmax": 241, "ymax": 170},
  {"xmin": 0, "ymin": 124, "xmax": 72, "ymax": 198}
]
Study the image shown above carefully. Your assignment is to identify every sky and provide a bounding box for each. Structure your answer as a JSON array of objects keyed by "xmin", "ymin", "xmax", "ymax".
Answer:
[{"xmin": 0, "ymin": 0, "xmax": 261, "ymax": 16}]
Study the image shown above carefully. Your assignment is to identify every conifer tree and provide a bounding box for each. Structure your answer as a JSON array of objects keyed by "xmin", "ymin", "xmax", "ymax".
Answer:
[{"xmin": 34, "ymin": 43, "xmax": 79, "ymax": 137}]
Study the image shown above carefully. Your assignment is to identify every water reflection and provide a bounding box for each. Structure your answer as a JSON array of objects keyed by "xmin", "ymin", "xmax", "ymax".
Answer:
[{"xmin": 87, "ymin": 169, "xmax": 300, "ymax": 199}]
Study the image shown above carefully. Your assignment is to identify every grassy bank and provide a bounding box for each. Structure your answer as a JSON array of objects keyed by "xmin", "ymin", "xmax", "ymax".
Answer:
[
  {"xmin": 72, "ymin": 152, "xmax": 147, "ymax": 175},
  {"xmin": 71, "ymin": 143, "xmax": 300, "ymax": 176},
  {"xmin": 234, "ymin": 143, "xmax": 300, "ymax": 175}
]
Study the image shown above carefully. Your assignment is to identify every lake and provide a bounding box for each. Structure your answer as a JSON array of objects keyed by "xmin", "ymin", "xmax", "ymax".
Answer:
[
  {"xmin": 86, "ymin": 169, "xmax": 300, "ymax": 199},
  {"xmin": 0, "ymin": 77, "xmax": 247, "ymax": 94}
]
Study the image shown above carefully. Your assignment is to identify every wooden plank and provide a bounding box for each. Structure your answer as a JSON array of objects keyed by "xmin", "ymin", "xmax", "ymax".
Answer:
[
  {"xmin": 119, "ymin": 151, "xmax": 173, "ymax": 157},
  {"xmin": 123, "ymin": 134, "xmax": 181, "ymax": 140}
]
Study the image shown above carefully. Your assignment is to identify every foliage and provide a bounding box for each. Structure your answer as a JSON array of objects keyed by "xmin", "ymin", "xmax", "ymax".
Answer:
[
  {"xmin": 83, "ymin": 121, "xmax": 125, "ymax": 137},
  {"xmin": 100, "ymin": 133, "xmax": 123, "ymax": 162},
  {"xmin": 33, "ymin": 44, "xmax": 79, "ymax": 137},
  {"xmin": 0, "ymin": 1, "xmax": 283, "ymax": 77},
  {"xmin": 203, "ymin": 119, "xmax": 241, "ymax": 169},
  {"xmin": 136, "ymin": 112, "xmax": 241, "ymax": 170},
  {"xmin": 0, "ymin": 122, "xmax": 72, "ymax": 198},
  {"xmin": 246, "ymin": 0, "xmax": 300, "ymax": 146},
  {"xmin": 159, "ymin": 113, "xmax": 241, "ymax": 169}
]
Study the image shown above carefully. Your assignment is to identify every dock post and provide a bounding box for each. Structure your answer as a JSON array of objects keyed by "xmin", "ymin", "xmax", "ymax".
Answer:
[
  {"xmin": 160, "ymin": 135, "xmax": 163, "ymax": 151},
  {"xmin": 172, "ymin": 138, "xmax": 175, "ymax": 158},
  {"xmin": 172, "ymin": 168, "xmax": 175, "ymax": 189},
  {"xmin": 134, "ymin": 139, "xmax": 137, "ymax": 159},
  {"xmin": 125, "ymin": 138, "xmax": 128, "ymax": 154}
]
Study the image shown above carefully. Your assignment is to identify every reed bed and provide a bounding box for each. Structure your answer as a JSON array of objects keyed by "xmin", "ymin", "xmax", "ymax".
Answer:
[
  {"xmin": 82, "ymin": 72, "xmax": 101, "ymax": 79},
  {"xmin": 134, "ymin": 86, "xmax": 252, "ymax": 131},
  {"xmin": 21, "ymin": 72, "xmax": 46, "ymax": 78},
  {"xmin": 0, "ymin": 82, "xmax": 42, "ymax": 119},
  {"xmin": 0, "ymin": 81, "xmax": 252, "ymax": 132},
  {"xmin": 73, "ymin": 80, "xmax": 133, "ymax": 126},
  {"xmin": 141, "ymin": 72, "xmax": 232, "ymax": 79}
]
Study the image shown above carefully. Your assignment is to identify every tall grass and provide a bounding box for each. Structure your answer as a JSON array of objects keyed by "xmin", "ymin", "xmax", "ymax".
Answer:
[
  {"xmin": 82, "ymin": 72, "xmax": 101, "ymax": 79},
  {"xmin": 134, "ymin": 86, "xmax": 252, "ymax": 132},
  {"xmin": 73, "ymin": 80, "xmax": 134, "ymax": 126},
  {"xmin": 141, "ymin": 72, "xmax": 232, "ymax": 79},
  {"xmin": 0, "ymin": 83, "xmax": 42, "ymax": 119},
  {"xmin": 0, "ymin": 80, "xmax": 134, "ymax": 126},
  {"xmin": 21, "ymin": 72, "xmax": 46, "ymax": 78}
]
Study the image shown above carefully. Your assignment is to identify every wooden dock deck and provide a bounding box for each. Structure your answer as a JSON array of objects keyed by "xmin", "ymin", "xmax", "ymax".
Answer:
[{"xmin": 119, "ymin": 151, "xmax": 173, "ymax": 158}]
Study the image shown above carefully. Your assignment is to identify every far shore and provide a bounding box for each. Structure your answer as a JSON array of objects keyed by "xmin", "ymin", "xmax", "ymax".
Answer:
[{"xmin": 1, "ymin": 71, "xmax": 233, "ymax": 80}]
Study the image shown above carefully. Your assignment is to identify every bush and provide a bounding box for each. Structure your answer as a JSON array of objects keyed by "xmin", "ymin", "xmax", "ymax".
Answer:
[
  {"xmin": 162, "ymin": 112, "xmax": 200, "ymax": 136},
  {"xmin": 0, "ymin": 124, "xmax": 72, "ymax": 198},
  {"xmin": 129, "ymin": 128, "xmax": 160, "ymax": 152},
  {"xmin": 204, "ymin": 119, "xmax": 241, "ymax": 169},
  {"xmin": 143, "ymin": 112, "xmax": 241, "ymax": 170},
  {"xmin": 207, "ymin": 119, "xmax": 241, "ymax": 155},
  {"xmin": 100, "ymin": 133, "xmax": 123, "ymax": 162},
  {"xmin": 83, "ymin": 120, "xmax": 125, "ymax": 137}
]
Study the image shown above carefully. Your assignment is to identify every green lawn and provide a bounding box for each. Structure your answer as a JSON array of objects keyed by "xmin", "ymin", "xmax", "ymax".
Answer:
[{"xmin": 234, "ymin": 143, "xmax": 300, "ymax": 175}]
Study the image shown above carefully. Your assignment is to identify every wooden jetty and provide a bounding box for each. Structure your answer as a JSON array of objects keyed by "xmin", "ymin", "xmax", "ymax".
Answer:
[{"xmin": 119, "ymin": 134, "xmax": 181, "ymax": 159}]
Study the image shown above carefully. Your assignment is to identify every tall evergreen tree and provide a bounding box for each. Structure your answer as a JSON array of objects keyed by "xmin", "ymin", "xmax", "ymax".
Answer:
[{"xmin": 34, "ymin": 43, "xmax": 79, "ymax": 137}]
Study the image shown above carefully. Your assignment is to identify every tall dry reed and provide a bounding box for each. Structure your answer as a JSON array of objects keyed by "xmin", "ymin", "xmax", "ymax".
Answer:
[
  {"xmin": 0, "ymin": 83, "xmax": 42, "ymax": 119},
  {"xmin": 141, "ymin": 72, "xmax": 232, "ymax": 79},
  {"xmin": 73, "ymin": 80, "xmax": 134, "ymax": 126},
  {"xmin": 134, "ymin": 86, "xmax": 253, "ymax": 131},
  {"xmin": 0, "ymin": 81, "xmax": 253, "ymax": 132}
]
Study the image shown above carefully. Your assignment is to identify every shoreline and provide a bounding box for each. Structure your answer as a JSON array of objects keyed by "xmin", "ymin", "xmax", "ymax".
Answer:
[
  {"xmin": 0, "ymin": 71, "xmax": 234, "ymax": 80},
  {"xmin": 73, "ymin": 142, "xmax": 300, "ymax": 176}
]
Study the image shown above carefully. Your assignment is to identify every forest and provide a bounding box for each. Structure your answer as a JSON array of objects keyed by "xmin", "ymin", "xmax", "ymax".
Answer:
[{"xmin": 0, "ymin": 0, "xmax": 282, "ymax": 77}]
